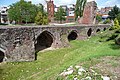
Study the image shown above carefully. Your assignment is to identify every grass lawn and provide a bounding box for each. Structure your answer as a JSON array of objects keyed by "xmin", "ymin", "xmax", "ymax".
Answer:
[{"xmin": 0, "ymin": 36, "xmax": 120, "ymax": 80}]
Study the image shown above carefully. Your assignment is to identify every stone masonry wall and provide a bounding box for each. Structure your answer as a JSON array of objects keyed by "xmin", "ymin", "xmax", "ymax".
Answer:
[
  {"xmin": 80, "ymin": 1, "xmax": 97, "ymax": 24},
  {"xmin": 0, "ymin": 24, "xmax": 110, "ymax": 62}
]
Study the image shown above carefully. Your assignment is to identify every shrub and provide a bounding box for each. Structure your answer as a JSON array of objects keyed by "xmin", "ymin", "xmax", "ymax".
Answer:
[
  {"xmin": 117, "ymin": 13, "xmax": 120, "ymax": 25},
  {"xmin": 115, "ymin": 34, "xmax": 120, "ymax": 45},
  {"xmin": 103, "ymin": 19, "xmax": 111, "ymax": 24},
  {"xmin": 113, "ymin": 18, "xmax": 120, "ymax": 29},
  {"xmin": 35, "ymin": 12, "xmax": 48, "ymax": 25}
]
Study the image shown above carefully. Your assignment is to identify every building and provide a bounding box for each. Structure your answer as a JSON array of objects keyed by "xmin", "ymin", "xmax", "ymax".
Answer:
[
  {"xmin": 47, "ymin": 0, "xmax": 54, "ymax": 22},
  {"xmin": 0, "ymin": 6, "xmax": 9, "ymax": 24},
  {"xmin": 80, "ymin": 1, "xmax": 97, "ymax": 24},
  {"xmin": 96, "ymin": 7, "xmax": 113, "ymax": 20},
  {"xmin": 66, "ymin": 4, "xmax": 75, "ymax": 23}
]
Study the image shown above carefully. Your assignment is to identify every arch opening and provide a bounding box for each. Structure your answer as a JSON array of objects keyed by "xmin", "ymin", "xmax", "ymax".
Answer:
[
  {"xmin": 104, "ymin": 28, "xmax": 106, "ymax": 31},
  {"xmin": 0, "ymin": 50, "xmax": 5, "ymax": 62},
  {"xmin": 35, "ymin": 31, "xmax": 54, "ymax": 53},
  {"xmin": 68, "ymin": 31, "xmax": 78, "ymax": 41},
  {"xmin": 87, "ymin": 28, "xmax": 92, "ymax": 37},
  {"xmin": 96, "ymin": 29, "xmax": 100, "ymax": 33}
]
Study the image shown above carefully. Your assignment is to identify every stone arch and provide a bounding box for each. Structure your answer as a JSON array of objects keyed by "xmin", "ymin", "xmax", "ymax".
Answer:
[
  {"xmin": 68, "ymin": 30, "xmax": 78, "ymax": 41},
  {"xmin": 103, "ymin": 28, "xmax": 106, "ymax": 31},
  {"xmin": 87, "ymin": 28, "xmax": 92, "ymax": 37},
  {"xmin": 96, "ymin": 29, "xmax": 100, "ymax": 33},
  {"xmin": 0, "ymin": 48, "xmax": 5, "ymax": 62},
  {"xmin": 35, "ymin": 31, "xmax": 54, "ymax": 52}
]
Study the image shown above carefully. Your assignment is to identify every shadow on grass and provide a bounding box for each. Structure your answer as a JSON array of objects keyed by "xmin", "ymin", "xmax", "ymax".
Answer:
[{"xmin": 109, "ymin": 43, "xmax": 120, "ymax": 50}]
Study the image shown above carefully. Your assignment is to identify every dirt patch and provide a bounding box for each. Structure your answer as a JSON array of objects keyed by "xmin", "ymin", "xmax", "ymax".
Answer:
[{"xmin": 91, "ymin": 56, "xmax": 120, "ymax": 80}]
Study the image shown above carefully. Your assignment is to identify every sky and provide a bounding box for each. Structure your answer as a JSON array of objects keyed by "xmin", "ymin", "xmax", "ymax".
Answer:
[{"xmin": 0, "ymin": 0, "xmax": 120, "ymax": 9}]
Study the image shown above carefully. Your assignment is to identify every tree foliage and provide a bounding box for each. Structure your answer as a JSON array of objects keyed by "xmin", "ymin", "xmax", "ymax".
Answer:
[
  {"xmin": 108, "ymin": 5, "xmax": 120, "ymax": 20},
  {"xmin": 75, "ymin": 0, "xmax": 87, "ymax": 20},
  {"xmin": 54, "ymin": 7, "xmax": 66, "ymax": 23},
  {"xmin": 96, "ymin": 15, "xmax": 102, "ymax": 23},
  {"xmin": 113, "ymin": 18, "xmax": 120, "ymax": 29},
  {"xmin": 116, "ymin": 13, "xmax": 120, "ymax": 25},
  {"xmin": 8, "ymin": 0, "xmax": 41, "ymax": 24},
  {"xmin": 35, "ymin": 11, "xmax": 48, "ymax": 25},
  {"xmin": 103, "ymin": 19, "xmax": 111, "ymax": 24}
]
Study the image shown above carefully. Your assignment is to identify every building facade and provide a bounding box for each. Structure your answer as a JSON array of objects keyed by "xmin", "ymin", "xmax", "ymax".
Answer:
[
  {"xmin": 80, "ymin": 1, "xmax": 97, "ymax": 24},
  {"xmin": 47, "ymin": 0, "xmax": 54, "ymax": 22},
  {"xmin": 0, "ymin": 6, "xmax": 9, "ymax": 24}
]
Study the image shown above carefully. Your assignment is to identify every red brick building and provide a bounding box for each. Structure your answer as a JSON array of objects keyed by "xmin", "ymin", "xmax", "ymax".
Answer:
[
  {"xmin": 80, "ymin": 1, "xmax": 97, "ymax": 24},
  {"xmin": 47, "ymin": 0, "xmax": 54, "ymax": 22}
]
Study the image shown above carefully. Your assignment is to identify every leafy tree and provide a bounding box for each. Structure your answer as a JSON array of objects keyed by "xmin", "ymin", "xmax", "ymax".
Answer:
[
  {"xmin": 103, "ymin": 19, "xmax": 111, "ymax": 24},
  {"xmin": 8, "ymin": 0, "xmax": 38, "ymax": 24},
  {"xmin": 75, "ymin": 0, "xmax": 87, "ymax": 20},
  {"xmin": 116, "ymin": 13, "xmax": 120, "ymax": 25},
  {"xmin": 35, "ymin": 11, "xmax": 48, "ymax": 25},
  {"xmin": 108, "ymin": 5, "xmax": 120, "ymax": 20},
  {"xmin": 113, "ymin": 18, "xmax": 120, "ymax": 29},
  {"xmin": 96, "ymin": 15, "xmax": 102, "ymax": 23},
  {"xmin": 54, "ymin": 7, "xmax": 66, "ymax": 23},
  {"xmin": 35, "ymin": 12, "xmax": 43, "ymax": 25}
]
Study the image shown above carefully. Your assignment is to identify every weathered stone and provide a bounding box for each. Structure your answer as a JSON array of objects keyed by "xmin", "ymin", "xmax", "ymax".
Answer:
[
  {"xmin": 0, "ymin": 25, "xmax": 110, "ymax": 62},
  {"xmin": 80, "ymin": 1, "xmax": 97, "ymax": 24}
]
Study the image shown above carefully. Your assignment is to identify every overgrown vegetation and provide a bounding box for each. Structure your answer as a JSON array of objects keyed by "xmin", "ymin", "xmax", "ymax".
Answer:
[{"xmin": 99, "ymin": 16, "xmax": 120, "ymax": 45}]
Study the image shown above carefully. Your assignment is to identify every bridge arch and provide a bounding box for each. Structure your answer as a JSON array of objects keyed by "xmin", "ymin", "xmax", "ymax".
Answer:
[
  {"xmin": 87, "ymin": 28, "xmax": 92, "ymax": 37},
  {"xmin": 103, "ymin": 28, "xmax": 106, "ymax": 31},
  {"xmin": 96, "ymin": 29, "xmax": 101, "ymax": 33},
  {"xmin": 68, "ymin": 30, "xmax": 78, "ymax": 41},
  {"xmin": 35, "ymin": 31, "xmax": 54, "ymax": 52},
  {"xmin": 0, "ymin": 48, "xmax": 5, "ymax": 62}
]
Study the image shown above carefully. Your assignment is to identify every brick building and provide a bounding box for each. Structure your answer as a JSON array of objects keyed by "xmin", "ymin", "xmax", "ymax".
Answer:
[
  {"xmin": 80, "ymin": 1, "xmax": 97, "ymax": 24},
  {"xmin": 47, "ymin": 0, "xmax": 54, "ymax": 22}
]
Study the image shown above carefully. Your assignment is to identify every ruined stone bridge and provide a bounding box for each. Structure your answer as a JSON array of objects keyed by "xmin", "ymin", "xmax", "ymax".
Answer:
[{"xmin": 0, "ymin": 24, "xmax": 110, "ymax": 62}]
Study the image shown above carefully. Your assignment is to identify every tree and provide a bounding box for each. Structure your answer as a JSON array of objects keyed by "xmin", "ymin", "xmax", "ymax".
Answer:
[
  {"xmin": 35, "ymin": 12, "xmax": 43, "ymax": 25},
  {"xmin": 108, "ymin": 5, "xmax": 120, "ymax": 20},
  {"xmin": 116, "ymin": 13, "xmax": 120, "ymax": 25},
  {"xmin": 75, "ymin": 0, "xmax": 87, "ymax": 20},
  {"xmin": 113, "ymin": 18, "xmax": 120, "ymax": 29},
  {"xmin": 96, "ymin": 15, "xmax": 102, "ymax": 23},
  {"xmin": 54, "ymin": 7, "xmax": 66, "ymax": 23},
  {"xmin": 35, "ymin": 11, "xmax": 48, "ymax": 25},
  {"xmin": 8, "ymin": 0, "xmax": 38, "ymax": 24}
]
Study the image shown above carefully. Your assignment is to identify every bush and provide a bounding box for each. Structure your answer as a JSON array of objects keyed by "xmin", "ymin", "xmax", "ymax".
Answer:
[
  {"xmin": 115, "ymin": 34, "xmax": 120, "ymax": 45},
  {"xmin": 96, "ymin": 15, "xmax": 102, "ymax": 23},
  {"xmin": 113, "ymin": 18, "xmax": 120, "ymax": 29},
  {"xmin": 35, "ymin": 12, "xmax": 48, "ymax": 25},
  {"xmin": 117, "ymin": 13, "xmax": 120, "ymax": 25},
  {"xmin": 103, "ymin": 19, "xmax": 111, "ymax": 24},
  {"xmin": 98, "ymin": 28, "xmax": 120, "ymax": 42}
]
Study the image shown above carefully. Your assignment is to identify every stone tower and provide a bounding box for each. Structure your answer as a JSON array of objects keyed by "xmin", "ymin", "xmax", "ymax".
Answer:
[
  {"xmin": 80, "ymin": 1, "xmax": 97, "ymax": 24},
  {"xmin": 47, "ymin": 0, "xmax": 54, "ymax": 22}
]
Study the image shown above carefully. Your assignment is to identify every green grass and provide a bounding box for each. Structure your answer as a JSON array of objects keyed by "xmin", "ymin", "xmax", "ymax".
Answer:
[{"xmin": 0, "ymin": 36, "xmax": 120, "ymax": 80}]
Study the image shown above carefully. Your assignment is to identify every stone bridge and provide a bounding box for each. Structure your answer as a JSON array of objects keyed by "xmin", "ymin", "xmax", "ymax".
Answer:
[{"xmin": 0, "ymin": 24, "xmax": 110, "ymax": 62}]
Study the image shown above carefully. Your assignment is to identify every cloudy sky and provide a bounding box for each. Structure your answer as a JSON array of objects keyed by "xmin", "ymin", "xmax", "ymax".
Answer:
[{"xmin": 0, "ymin": 0, "xmax": 120, "ymax": 9}]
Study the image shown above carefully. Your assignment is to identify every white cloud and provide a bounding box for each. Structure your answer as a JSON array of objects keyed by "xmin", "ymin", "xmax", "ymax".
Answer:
[{"xmin": 101, "ymin": 0, "xmax": 120, "ymax": 8}]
